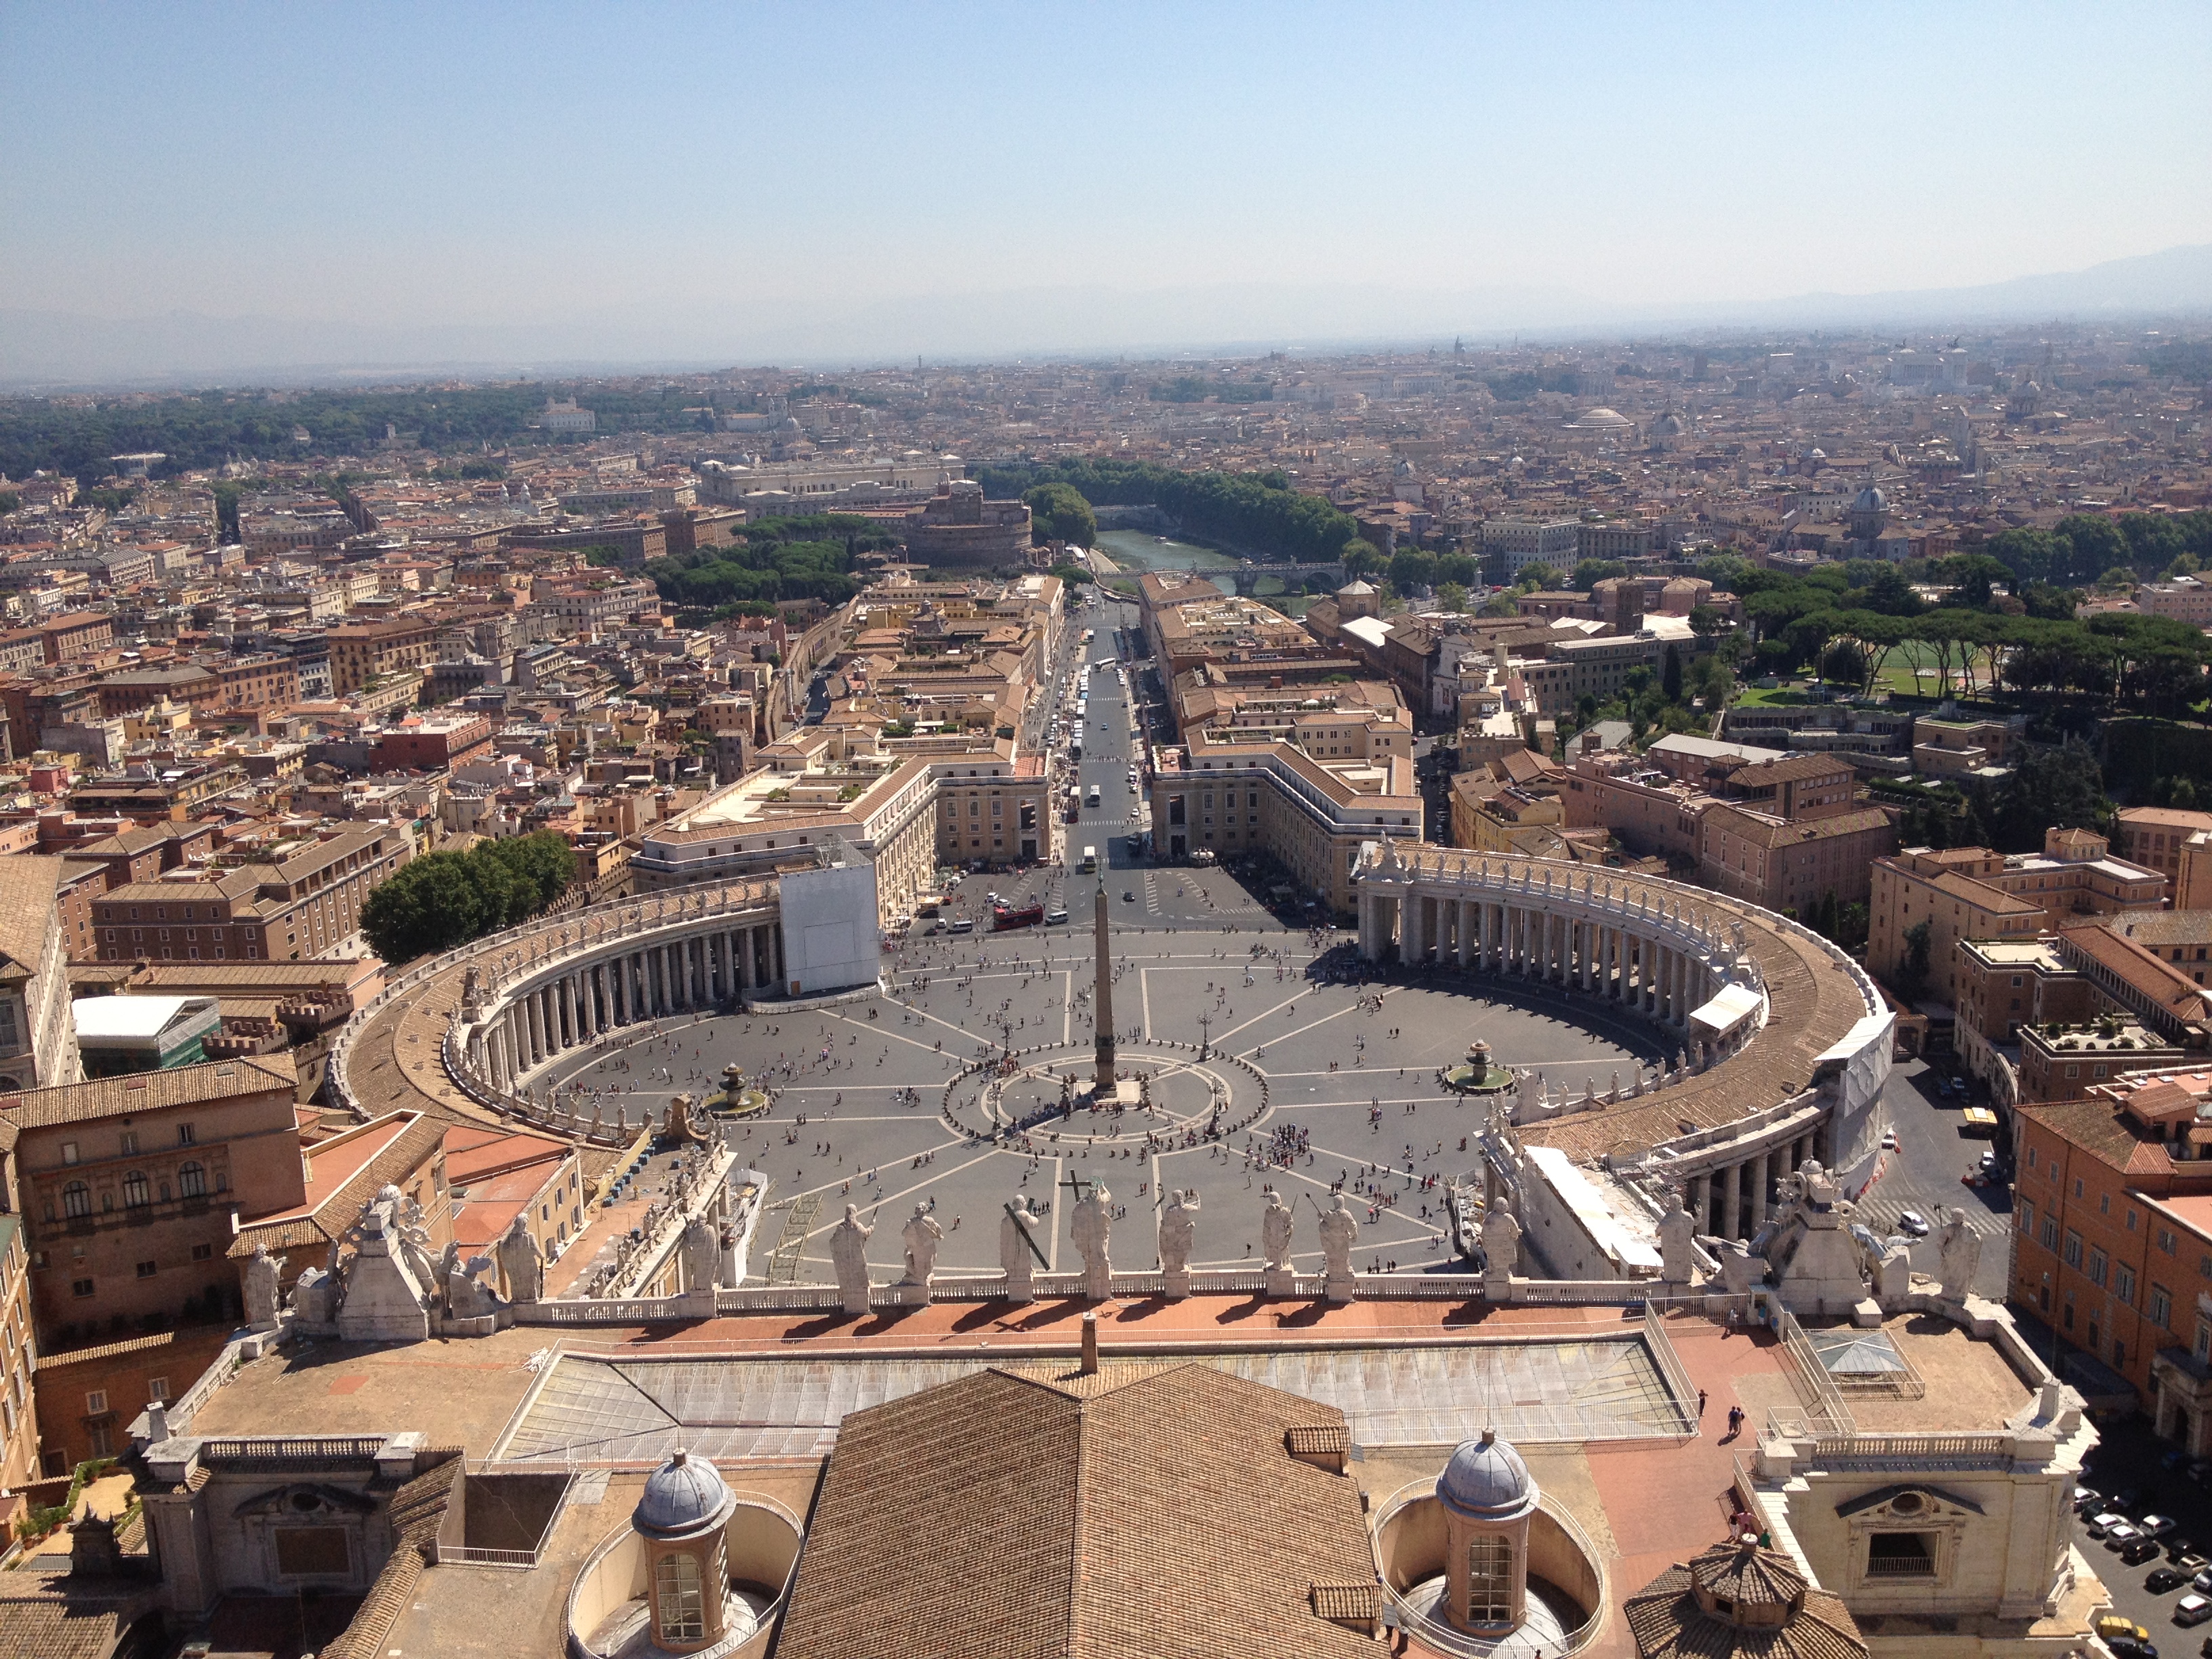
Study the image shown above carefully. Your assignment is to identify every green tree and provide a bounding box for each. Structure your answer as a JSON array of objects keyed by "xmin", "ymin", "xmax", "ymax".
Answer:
[
  {"xmin": 1437, "ymin": 581, "xmax": 1468, "ymax": 615},
  {"xmin": 1661, "ymin": 643, "xmax": 1683, "ymax": 703},
  {"xmin": 1516, "ymin": 562, "xmax": 1560, "ymax": 592},
  {"xmin": 1572, "ymin": 558, "xmax": 1627, "ymax": 590},
  {"xmin": 1819, "ymin": 639, "xmax": 1867, "ymax": 688},
  {"xmin": 1341, "ymin": 539, "xmax": 1384, "ymax": 578},
  {"xmin": 1023, "ymin": 482, "xmax": 1097, "ymax": 548},
  {"xmin": 1896, "ymin": 920, "xmax": 1934, "ymax": 1002}
]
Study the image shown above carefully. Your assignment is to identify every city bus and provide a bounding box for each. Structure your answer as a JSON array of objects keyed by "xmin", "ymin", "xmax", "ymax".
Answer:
[
  {"xmin": 1087, "ymin": 784, "xmax": 1101, "ymax": 808},
  {"xmin": 1064, "ymin": 786, "xmax": 1081, "ymax": 824},
  {"xmin": 992, "ymin": 901, "xmax": 1044, "ymax": 932},
  {"xmin": 1078, "ymin": 844, "xmax": 1097, "ymax": 872}
]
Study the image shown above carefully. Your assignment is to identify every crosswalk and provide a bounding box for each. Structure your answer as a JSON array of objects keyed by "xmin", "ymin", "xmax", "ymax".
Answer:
[{"xmin": 1853, "ymin": 1194, "xmax": 2011, "ymax": 1242}]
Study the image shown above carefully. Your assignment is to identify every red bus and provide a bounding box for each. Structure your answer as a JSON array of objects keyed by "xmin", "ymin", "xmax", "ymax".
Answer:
[{"xmin": 992, "ymin": 903, "xmax": 1045, "ymax": 932}]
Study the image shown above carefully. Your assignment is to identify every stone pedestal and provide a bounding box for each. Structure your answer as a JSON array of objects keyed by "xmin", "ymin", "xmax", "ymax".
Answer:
[
  {"xmin": 886, "ymin": 1282, "xmax": 930, "ymax": 1308},
  {"xmin": 1264, "ymin": 1267, "xmax": 1295, "ymax": 1298},
  {"xmin": 1080, "ymin": 1078, "xmax": 1141, "ymax": 1111},
  {"xmin": 1163, "ymin": 1269, "xmax": 1191, "ymax": 1301},
  {"xmin": 1324, "ymin": 1271, "xmax": 1356, "ymax": 1305},
  {"xmin": 1002, "ymin": 1271, "xmax": 1034, "ymax": 1305},
  {"xmin": 840, "ymin": 1281, "xmax": 871, "ymax": 1316},
  {"xmin": 1082, "ymin": 1264, "xmax": 1111, "ymax": 1301},
  {"xmin": 1851, "ymin": 1297, "xmax": 1885, "ymax": 1328}
]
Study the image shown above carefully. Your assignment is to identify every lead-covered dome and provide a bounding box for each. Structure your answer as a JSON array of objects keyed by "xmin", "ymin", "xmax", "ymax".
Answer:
[
  {"xmin": 634, "ymin": 1447, "xmax": 737, "ymax": 1540},
  {"xmin": 1851, "ymin": 485, "xmax": 1887, "ymax": 514},
  {"xmin": 1438, "ymin": 1429, "xmax": 1538, "ymax": 1523}
]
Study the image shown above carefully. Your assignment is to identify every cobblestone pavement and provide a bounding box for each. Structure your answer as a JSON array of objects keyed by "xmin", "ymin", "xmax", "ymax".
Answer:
[{"xmin": 539, "ymin": 912, "xmax": 1660, "ymax": 1282}]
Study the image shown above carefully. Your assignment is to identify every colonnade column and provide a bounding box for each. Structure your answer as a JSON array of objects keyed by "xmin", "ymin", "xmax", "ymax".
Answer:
[
  {"xmin": 1720, "ymin": 1162, "xmax": 1741, "ymax": 1240},
  {"xmin": 1750, "ymin": 1151, "xmax": 1771, "ymax": 1231},
  {"xmin": 1686, "ymin": 1171, "xmax": 1707, "ymax": 1236}
]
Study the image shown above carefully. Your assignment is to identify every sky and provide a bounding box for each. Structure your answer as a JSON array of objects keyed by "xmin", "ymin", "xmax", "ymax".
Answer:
[{"xmin": 3, "ymin": 0, "xmax": 2210, "ymax": 367}]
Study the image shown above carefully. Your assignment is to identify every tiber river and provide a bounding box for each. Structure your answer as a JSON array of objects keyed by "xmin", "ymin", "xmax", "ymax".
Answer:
[{"xmin": 1090, "ymin": 529, "xmax": 1306, "ymax": 610}]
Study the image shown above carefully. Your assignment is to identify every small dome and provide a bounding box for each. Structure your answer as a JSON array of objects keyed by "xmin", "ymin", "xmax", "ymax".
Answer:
[
  {"xmin": 634, "ymin": 1448, "xmax": 737, "ymax": 1540},
  {"xmin": 1851, "ymin": 485, "xmax": 1887, "ymax": 513},
  {"xmin": 1439, "ymin": 1429, "xmax": 1538, "ymax": 1523},
  {"xmin": 1338, "ymin": 579, "xmax": 1376, "ymax": 596}
]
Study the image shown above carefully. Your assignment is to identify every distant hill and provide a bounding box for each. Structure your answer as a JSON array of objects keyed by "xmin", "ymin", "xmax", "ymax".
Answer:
[{"xmin": 5, "ymin": 245, "xmax": 2209, "ymax": 388}]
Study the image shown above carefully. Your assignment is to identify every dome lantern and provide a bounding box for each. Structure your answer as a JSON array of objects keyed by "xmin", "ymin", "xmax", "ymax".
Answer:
[{"xmin": 1439, "ymin": 1428, "xmax": 1538, "ymax": 1632}]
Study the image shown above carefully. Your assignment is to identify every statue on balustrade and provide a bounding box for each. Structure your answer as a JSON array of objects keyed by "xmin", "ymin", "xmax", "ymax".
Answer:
[
  {"xmin": 498, "ymin": 1215, "xmax": 544, "ymax": 1303},
  {"xmin": 901, "ymin": 1203, "xmax": 943, "ymax": 1288},
  {"xmin": 1260, "ymin": 1190, "xmax": 1294, "ymax": 1273},
  {"xmin": 830, "ymin": 1205, "xmax": 874, "ymax": 1314}
]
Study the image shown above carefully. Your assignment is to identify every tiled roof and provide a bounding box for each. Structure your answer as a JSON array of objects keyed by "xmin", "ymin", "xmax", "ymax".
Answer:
[
  {"xmin": 1623, "ymin": 1547, "xmax": 1866, "ymax": 1659},
  {"xmin": 314, "ymin": 1452, "xmax": 461, "ymax": 1659},
  {"xmin": 773, "ymin": 1362, "xmax": 1376, "ymax": 1659},
  {"xmin": 0, "ymin": 1587, "xmax": 144, "ymax": 1659},
  {"xmin": 0, "ymin": 855, "xmax": 63, "ymax": 979},
  {"xmin": 0, "ymin": 1054, "xmax": 295, "ymax": 1131},
  {"xmin": 228, "ymin": 1111, "xmax": 445, "ymax": 1258}
]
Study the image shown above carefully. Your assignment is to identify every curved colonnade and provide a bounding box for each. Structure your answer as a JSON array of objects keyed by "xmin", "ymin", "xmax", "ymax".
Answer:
[
  {"xmin": 329, "ymin": 847, "xmax": 1893, "ymax": 1249},
  {"xmin": 330, "ymin": 880, "xmax": 794, "ymax": 1144},
  {"xmin": 1353, "ymin": 843, "xmax": 1893, "ymax": 1242}
]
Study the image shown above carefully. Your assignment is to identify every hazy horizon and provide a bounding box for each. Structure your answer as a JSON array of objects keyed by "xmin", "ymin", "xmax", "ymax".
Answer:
[{"xmin": 5, "ymin": 1, "xmax": 2211, "ymax": 381}]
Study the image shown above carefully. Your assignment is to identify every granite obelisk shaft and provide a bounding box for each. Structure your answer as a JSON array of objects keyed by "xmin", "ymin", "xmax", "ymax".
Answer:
[{"xmin": 1093, "ymin": 878, "xmax": 1116, "ymax": 1094}]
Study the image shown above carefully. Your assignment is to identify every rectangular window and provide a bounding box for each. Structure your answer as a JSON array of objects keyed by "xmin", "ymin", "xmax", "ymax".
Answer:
[
  {"xmin": 2089, "ymin": 1248, "xmax": 2108, "ymax": 1288},
  {"xmin": 135, "ymin": 1261, "xmax": 156, "ymax": 1279},
  {"xmin": 190, "ymin": 1242, "xmax": 212, "ymax": 1261},
  {"xmin": 2161, "ymin": 1229, "xmax": 2179, "ymax": 1255},
  {"xmin": 85, "ymin": 1389, "xmax": 106, "ymax": 1414},
  {"xmin": 2064, "ymin": 1231, "xmax": 2083, "ymax": 1268},
  {"xmin": 1866, "ymin": 1532, "xmax": 1938, "ymax": 1578},
  {"xmin": 178, "ymin": 1122, "xmax": 194, "ymax": 1145},
  {"xmin": 60, "ymin": 1143, "xmax": 78, "ymax": 1166},
  {"xmin": 273, "ymin": 1526, "xmax": 351, "ymax": 1578},
  {"xmin": 2041, "ymin": 1216, "xmax": 2059, "ymax": 1249},
  {"xmin": 2116, "ymin": 1265, "xmax": 2135, "ymax": 1305},
  {"xmin": 146, "ymin": 1376, "xmax": 169, "ymax": 1403},
  {"xmin": 2152, "ymin": 1285, "xmax": 2173, "ymax": 1328},
  {"xmin": 71, "ymin": 1278, "xmax": 94, "ymax": 1298}
]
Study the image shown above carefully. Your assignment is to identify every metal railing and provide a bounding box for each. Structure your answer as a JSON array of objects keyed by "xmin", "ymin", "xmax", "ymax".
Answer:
[
  {"xmin": 1772, "ymin": 1305, "xmax": 1858, "ymax": 1438},
  {"xmin": 1639, "ymin": 1306, "xmax": 1702, "ymax": 1435}
]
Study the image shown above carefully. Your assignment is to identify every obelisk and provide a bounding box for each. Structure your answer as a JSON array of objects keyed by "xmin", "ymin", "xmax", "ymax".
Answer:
[{"xmin": 1092, "ymin": 878, "xmax": 1117, "ymax": 1095}]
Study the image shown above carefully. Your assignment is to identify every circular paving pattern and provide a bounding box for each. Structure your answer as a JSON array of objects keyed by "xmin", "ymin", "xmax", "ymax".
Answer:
[{"xmin": 529, "ymin": 893, "xmax": 1666, "ymax": 1284}]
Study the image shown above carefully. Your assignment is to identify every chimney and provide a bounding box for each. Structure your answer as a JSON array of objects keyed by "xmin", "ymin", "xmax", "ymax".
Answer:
[
  {"xmin": 144, "ymin": 1401, "xmax": 169, "ymax": 1443},
  {"xmin": 1080, "ymin": 1312, "xmax": 1099, "ymax": 1375}
]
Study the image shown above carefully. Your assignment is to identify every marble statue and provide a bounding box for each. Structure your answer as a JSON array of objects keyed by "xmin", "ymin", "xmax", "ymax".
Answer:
[
  {"xmin": 1071, "ymin": 1181, "xmax": 1113, "ymax": 1296},
  {"xmin": 1481, "ymin": 1201, "xmax": 1521, "ymax": 1281},
  {"xmin": 447, "ymin": 1254, "xmax": 501, "ymax": 1320},
  {"xmin": 682, "ymin": 1215, "xmax": 720, "ymax": 1294},
  {"xmin": 1260, "ymin": 1190, "xmax": 1294, "ymax": 1273},
  {"xmin": 1658, "ymin": 1203, "xmax": 1697, "ymax": 1284},
  {"xmin": 830, "ymin": 1204, "xmax": 874, "ymax": 1314},
  {"xmin": 1158, "ymin": 1191, "xmax": 1197, "ymax": 1277},
  {"xmin": 291, "ymin": 1265, "xmax": 337, "ymax": 1326},
  {"xmin": 1000, "ymin": 1196, "xmax": 1042, "ymax": 1300},
  {"xmin": 497, "ymin": 1216, "xmax": 544, "ymax": 1303},
  {"xmin": 244, "ymin": 1246, "xmax": 285, "ymax": 1330},
  {"xmin": 901, "ymin": 1203, "xmax": 944, "ymax": 1288},
  {"xmin": 1938, "ymin": 1208, "xmax": 1982, "ymax": 1303},
  {"xmin": 1319, "ymin": 1193, "xmax": 1358, "ymax": 1299},
  {"xmin": 1712, "ymin": 1236, "xmax": 1765, "ymax": 1296}
]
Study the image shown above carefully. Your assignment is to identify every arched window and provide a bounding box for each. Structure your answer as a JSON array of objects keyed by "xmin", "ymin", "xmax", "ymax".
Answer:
[
  {"xmin": 62, "ymin": 1181, "xmax": 90, "ymax": 1220},
  {"xmin": 122, "ymin": 1170, "xmax": 150, "ymax": 1208},
  {"xmin": 179, "ymin": 1162, "xmax": 206, "ymax": 1199},
  {"xmin": 653, "ymin": 1551, "xmax": 705, "ymax": 1643}
]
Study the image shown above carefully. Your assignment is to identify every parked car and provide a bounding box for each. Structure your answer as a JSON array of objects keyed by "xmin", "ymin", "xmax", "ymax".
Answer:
[
  {"xmin": 2193, "ymin": 1566, "xmax": 2212, "ymax": 1595},
  {"xmin": 1899, "ymin": 1210, "xmax": 1931, "ymax": 1237},
  {"xmin": 2146, "ymin": 1516, "xmax": 2182, "ymax": 1539},
  {"xmin": 2089, "ymin": 1511, "xmax": 2132, "ymax": 1538},
  {"xmin": 2129, "ymin": 1538, "xmax": 2168, "ymax": 1564},
  {"xmin": 2111, "ymin": 1640, "xmax": 2159, "ymax": 1659},
  {"xmin": 2183, "ymin": 1595, "xmax": 2212, "ymax": 1627},
  {"xmin": 2076, "ymin": 1486, "xmax": 2106, "ymax": 1515},
  {"xmin": 2102, "ymin": 1615, "xmax": 2154, "ymax": 1643},
  {"xmin": 1880, "ymin": 1129, "xmax": 1900, "ymax": 1150},
  {"xmin": 2151, "ymin": 1567, "xmax": 2190, "ymax": 1595},
  {"xmin": 2108, "ymin": 1521, "xmax": 2146, "ymax": 1549},
  {"xmin": 2169, "ymin": 1544, "xmax": 2204, "ymax": 1570}
]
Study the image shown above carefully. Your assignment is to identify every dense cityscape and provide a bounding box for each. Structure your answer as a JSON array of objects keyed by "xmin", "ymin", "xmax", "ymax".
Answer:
[{"xmin": 5, "ymin": 2, "xmax": 2212, "ymax": 1656}]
